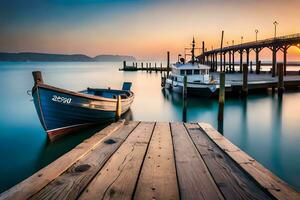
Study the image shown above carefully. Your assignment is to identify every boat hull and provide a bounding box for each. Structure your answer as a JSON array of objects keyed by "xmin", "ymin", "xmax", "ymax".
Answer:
[
  {"xmin": 32, "ymin": 84, "xmax": 134, "ymax": 140},
  {"xmin": 165, "ymin": 81, "xmax": 217, "ymax": 97}
]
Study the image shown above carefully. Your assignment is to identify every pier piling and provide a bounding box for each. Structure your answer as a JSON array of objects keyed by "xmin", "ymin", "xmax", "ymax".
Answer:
[
  {"xmin": 242, "ymin": 64, "xmax": 249, "ymax": 96},
  {"xmin": 167, "ymin": 51, "xmax": 170, "ymax": 78},
  {"xmin": 218, "ymin": 72, "xmax": 225, "ymax": 121},
  {"xmin": 182, "ymin": 75, "xmax": 187, "ymax": 122},
  {"xmin": 115, "ymin": 95, "xmax": 121, "ymax": 121},
  {"xmin": 278, "ymin": 63, "xmax": 284, "ymax": 94}
]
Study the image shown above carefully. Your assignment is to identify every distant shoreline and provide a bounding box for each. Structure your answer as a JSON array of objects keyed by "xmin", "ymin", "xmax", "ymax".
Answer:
[{"xmin": 0, "ymin": 52, "xmax": 136, "ymax": 62}]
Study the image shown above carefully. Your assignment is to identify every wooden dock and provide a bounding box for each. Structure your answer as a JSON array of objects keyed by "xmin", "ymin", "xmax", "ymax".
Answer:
[{"xmin": 1, "ymin": 120, "xmax": 299, "ymax": 200}]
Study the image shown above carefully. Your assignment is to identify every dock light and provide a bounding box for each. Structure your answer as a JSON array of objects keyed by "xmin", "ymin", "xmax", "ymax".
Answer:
[
  {"xmin": 273, "ymin": 21, "xmax": 279, "ymax": 38},
  {"xmin": 255, "ymin": 29, "xmax": 259, "ymax": 42}
]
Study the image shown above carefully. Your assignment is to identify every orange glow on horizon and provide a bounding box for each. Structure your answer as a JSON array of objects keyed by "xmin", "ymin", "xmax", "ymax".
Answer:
[{"xmin": 1, "ymin": 0, "xmax": 300, "ymax": 61}]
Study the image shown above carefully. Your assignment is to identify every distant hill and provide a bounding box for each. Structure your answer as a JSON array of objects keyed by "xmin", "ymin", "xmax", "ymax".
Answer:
[
  {"xmin": 94, "ymin": 55, "xmax": 136, "ymax": 62},
  {"xmin": 0, "ymin": 52, "xmax": 136, "ymax": 62}
]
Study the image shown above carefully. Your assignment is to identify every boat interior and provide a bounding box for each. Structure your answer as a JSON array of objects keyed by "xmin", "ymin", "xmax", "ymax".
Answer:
[{"xmin": 82, "ymin": 88, "xmax": 131, "ymax": 99}]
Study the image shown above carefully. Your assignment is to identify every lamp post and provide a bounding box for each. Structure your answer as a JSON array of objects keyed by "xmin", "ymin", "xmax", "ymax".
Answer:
[
  {"xmin": 255, "ymin": 29, "xmax": 259, "ymax": 42},
  {"xmin": 273, "ymin": 21, "xmax": 279, "ymax": 38}
]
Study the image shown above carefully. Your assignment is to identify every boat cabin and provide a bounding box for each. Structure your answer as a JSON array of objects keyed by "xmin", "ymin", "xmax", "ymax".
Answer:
[{"xmin": 169, "ymin": 62, "xmax": 211, "ymax": 84}]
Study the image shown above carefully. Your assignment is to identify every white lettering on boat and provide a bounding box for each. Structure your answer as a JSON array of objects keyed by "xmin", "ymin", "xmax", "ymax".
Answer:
[{"xmin": 52, "ymin": 95, "xmax": 72, "ymax": 104}]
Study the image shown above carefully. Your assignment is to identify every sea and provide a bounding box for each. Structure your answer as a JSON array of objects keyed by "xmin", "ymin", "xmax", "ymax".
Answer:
[{"xmin": 0, "ymin": 61, "xmax": 299, "ymax": 192}]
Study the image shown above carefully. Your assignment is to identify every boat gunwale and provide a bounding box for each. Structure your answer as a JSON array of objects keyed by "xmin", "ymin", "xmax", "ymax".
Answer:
[{"xmin": 32, "ymin": 83, "xmax": 134, "ymax": 103}]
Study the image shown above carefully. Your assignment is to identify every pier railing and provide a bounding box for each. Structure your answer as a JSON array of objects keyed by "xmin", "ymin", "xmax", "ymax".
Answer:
[{"xmin": 202, "ymin": 33, "xmax": 300, "ymax": 54}]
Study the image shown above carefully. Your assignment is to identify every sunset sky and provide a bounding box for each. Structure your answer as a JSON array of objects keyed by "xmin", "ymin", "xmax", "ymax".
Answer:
[{"xmin": 1, "ymin": 0, "xmax": 300, "ymax": 60}]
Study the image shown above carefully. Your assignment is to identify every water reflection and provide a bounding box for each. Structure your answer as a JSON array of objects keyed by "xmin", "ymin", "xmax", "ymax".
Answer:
[{"xmin": 0, "ymin": 62, "xmax": 299, "ymax": 192}]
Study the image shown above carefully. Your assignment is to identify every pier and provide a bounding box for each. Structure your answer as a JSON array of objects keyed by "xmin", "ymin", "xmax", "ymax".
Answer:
[
  {"xmin": 197, "ymin": 33, "xmax": 300, "ymax": 76},
  {"xmin": 1, "ymin": 120, "xmax": 299, "ymax": 200},
  {"xmin": 120, "ymin": 61, "xmax": 171, "ymax": 72}
]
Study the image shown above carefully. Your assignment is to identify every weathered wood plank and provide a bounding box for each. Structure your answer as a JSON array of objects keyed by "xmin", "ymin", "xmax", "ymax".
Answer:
[
  {"xmin": 78, "ymin": 122, "xmax": 155, "ymax": 200},
  {"xmin": 0, "ymin": 120, "xmax": 125, "ymax": 200},
  {"xmin": 199, "ymin": 122, "xmax": 300, "ymax": 200},
  {"xmin": 170, "ymin": 122, "xmax": 224, "ymax": 200},
  {"xmin": 30, "ymin": 121, "xmax": 140, "ymax": 200},
  {"xmin": 134, "ymin": 122, "xmax": 179, "ymax": 200},
  {"xmin": 185, "ymin": 123, "xmax": 272, "ymax": 200}
]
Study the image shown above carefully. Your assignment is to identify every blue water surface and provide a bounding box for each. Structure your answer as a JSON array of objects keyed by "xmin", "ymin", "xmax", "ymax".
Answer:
[{"xmin": 0, "ymin": 61, "xmax": 299, "ymax": 192}]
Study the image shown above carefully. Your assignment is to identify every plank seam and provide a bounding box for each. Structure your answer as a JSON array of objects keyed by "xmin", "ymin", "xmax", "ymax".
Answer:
[
  {"xmin": 75, "ymin": 121, "xmax": 141, "ymax": 200},
  {"xmin": 169, "ymin": 122, "xmax": 182, "ymax": 200},
  {"xmin": 0, "ymin": 120, "xmax": 126, "ymax": 200},
  {"xmin": 131, "ymin": 122, "xmax": 156, "ymax": 200},
  {"xmin": 29, "ymin": 121, "xmax": 136, "ymax": 200},
  {"xmin": 183, "ymin": 123, "xmax": 226, "ymax": 200},
  {"xmin": 198, "ymin": 123, "xmax": 282, "ymax": 199}
]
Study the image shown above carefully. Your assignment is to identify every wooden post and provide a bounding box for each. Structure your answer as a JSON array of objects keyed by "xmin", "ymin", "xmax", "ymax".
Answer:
[
  {"xmin": 218, "ymin": 72, "xmax": 225, "ymax": 121},
  {"xmin": 220, "ymin": 31, "xmax": 224, "ymax": 72},
  {"xmin": 123, "ymin": 61, "xmax": 126, "ymax": 70},
  {"xmin": 242, "ymin": 64, "xmax": 248, "ymax": 96},
  {"xmin": 239, "ymin": 50, "xmax": 243, "ymax": 73},
  {"xmin": 283, "ymin": 48, "xmax": 287, "ymax": 76},
  {"xmin": 255, "ymin": 49, "xmax": 260, "ymax": 74},
  {"xmin": 32, "ymin": 71, "xmax": 44, "ymax": 85},
  {"xmin": 250, "ymin": 61, "xmax": 253, "ymax": 73},
  {"xmin": 272, "ymin": 47, "xmax": 277, "ymax": 77},
  {"xmin": 155, "ymin": 62, "xmax": 157, "ymax": 72},
  {"xmin": 257, "ymin": 61, "xmax": 261, "ymax": 74},
  {"xmin": 246, "ymin": 49, "xmax": 250, "ymax": 69},
  {"xmin": 202, "ymin": 41, "xmax": 205, "ymax": 64},
  {"xmin": 141, "ymin": 62, "xmax": 143, "ymax": 69},
  {"xmin": 232, "ymin": 51, "xmax": 235, "ymax": 72},
  {"xmin": 160, "ymin": 62, "xmax": 162, "ymax": 72},
  {"xmin": 229, "ymin": 51, "xmax": 232, "ymax": 72},
  {"xmin": 223, "ymin": 52, "xmax": 226, "ymax": 72},
  {"xmin": 278, "ymin": 63, "xmax": 284, "ymax": 94},
  {"xmin": 167, "ymin": 51, "xmax": 170, "ymax": 78},
  {"xmin": 182, "ymin": 75, "xmax": 187, "ymax": 122},
  {"xmin": 115, "ymin": 95, "xmax": 121, "ymax": 121}
]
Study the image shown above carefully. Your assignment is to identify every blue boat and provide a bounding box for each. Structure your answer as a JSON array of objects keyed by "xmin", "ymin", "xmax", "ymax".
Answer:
[{"xmin": 31, "ymin": 71, "xmax": 134, "ymax": 140}]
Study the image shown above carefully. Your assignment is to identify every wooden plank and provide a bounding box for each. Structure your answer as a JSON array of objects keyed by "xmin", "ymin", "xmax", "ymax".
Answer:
[
  {"xmin": 185, "ymin": 123, "xmax": 272, "ymax": 200},
  {"xmin": 0, "ymin": 120, "xmax": 125, "ymax": 200},
  {"xmin": 30, "ymin": 121, "xmax": 140, "ymax": 200},
  {"xmin": 78, "ymin": 122, "xmax": 155, "ymax": 200},
  {"xmin": 170, "ymin": 122, "xmax": 224, "ymax": 200},
  {"xmin": 134, "ymin": 122, "xmax": 179, "ymax": 200},
  {"xmin": 199, "ymin": 122, "xmax": 300, "ymax": 200}
]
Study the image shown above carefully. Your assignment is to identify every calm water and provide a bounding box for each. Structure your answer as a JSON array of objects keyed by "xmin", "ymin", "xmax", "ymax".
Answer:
[{"xmin": 0, "ymin": 62, "xmax": 299, "ymax": 192}]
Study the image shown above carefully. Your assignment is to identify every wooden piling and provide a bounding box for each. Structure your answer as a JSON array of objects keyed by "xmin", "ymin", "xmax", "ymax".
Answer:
[
  {"xmin": 250, "ymin": 61, "xmax": 253, "ymax": 73},
  {"xmin": 256, "ymin": 60, "xmax": 261, "ymax": 74},
  {"xmin": 167, "ymin": 51, "xmax": 170, "ymax": 78},
  {"xmin": 182, "ymin": 75, "xmax": 187, "ymax": 122},
  {"xmin": 218, "ymin": 72, "xmax": 225, "ymax": 121},
  {"xmin": 141, "ymin": 62, "xmax": 143, "ymax": 69},
  {"xmin": 32, "ymin": 71, "xmax": 44, "ymax": 85},
  {"xmin": 239, "ymin": 51, "xmax": 243, "ymax": 73},
  {"xmin": 123, "ymin": 61, "xmax": 126, "ymax": 70},
  {"xmin": 242, "ymin": 64, "xmax": 248, "ymax": 96},
  {"xmin": 278, "ymin": 63, "xmax": 284, "ymax": 94},
  {"xmin": 115, "ymin": 95, "xmax": 121, "ymax": 121}
]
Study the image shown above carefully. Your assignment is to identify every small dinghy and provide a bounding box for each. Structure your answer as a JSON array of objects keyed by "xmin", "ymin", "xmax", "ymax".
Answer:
[{"xmin": 31, "ymin": 71, "xmax": 134, "ymax": 140}]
